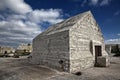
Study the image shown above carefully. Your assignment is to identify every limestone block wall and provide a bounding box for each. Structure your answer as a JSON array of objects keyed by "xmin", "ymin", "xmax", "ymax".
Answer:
[
  {"xmin": 69, "ymin": 13, "xmax": 108, "ymax": 73},
  {"xmin": 31, "ymin": 30, "xmax": 70, "ymax": 72}
]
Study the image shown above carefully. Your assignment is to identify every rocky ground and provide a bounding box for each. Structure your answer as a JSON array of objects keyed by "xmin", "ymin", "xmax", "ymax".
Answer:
[{"xmin": 0, "ymin": 56, "xmax": 120, "ymax": 80}]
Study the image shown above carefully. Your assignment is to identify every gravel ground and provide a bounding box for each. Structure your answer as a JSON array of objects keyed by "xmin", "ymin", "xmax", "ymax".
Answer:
[{"xmin": 0, "ymin": 56, "xmax": 120, "ymax": 80}]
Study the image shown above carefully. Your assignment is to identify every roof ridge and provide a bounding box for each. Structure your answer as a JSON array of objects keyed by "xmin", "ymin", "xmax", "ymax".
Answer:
[{"xmin": 37, "ymin": 10, "xmax": 91, "ymax": 36}]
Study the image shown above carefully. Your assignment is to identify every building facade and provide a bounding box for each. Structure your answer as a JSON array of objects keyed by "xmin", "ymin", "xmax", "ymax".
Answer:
[
  {"xmin": 0, "ymin": 46, "xmax": 15, "ymax": 55},
  {"xmin": 16, "ymin": 43, "xmax": 32, "ymax": 53},
  {"xmin": 105, "ymin": 44, "xmax": 120, "ymax": 54},
  {"xmin": 30, "ymin": 11, "xmax": 110, "ymax": 73}
]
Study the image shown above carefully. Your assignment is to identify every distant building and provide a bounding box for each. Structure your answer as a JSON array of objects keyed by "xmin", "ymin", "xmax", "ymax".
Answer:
[
  {"xmin": 105, "ymin": 44, "xmax": 120, "ymax": 54},
  {"xmin": 0, "ymin": 46, "xmax": 15, "ymax": 55},
  {"xmin": 16, "ymin": 43, "xmax": 32, "ymax": 53},
  {"xmin": 31, "ymin": 11, "xmax": 110, "ymax": 73}
]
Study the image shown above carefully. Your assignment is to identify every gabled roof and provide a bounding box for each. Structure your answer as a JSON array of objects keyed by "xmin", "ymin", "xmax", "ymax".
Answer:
[{"xmin": 37, "ymin": 11, "xmax": 91, "ymax": 36}]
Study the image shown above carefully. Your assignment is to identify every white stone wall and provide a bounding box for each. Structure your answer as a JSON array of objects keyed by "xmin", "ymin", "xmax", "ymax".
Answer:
[
  {"xmin": 69, "ymin": 12, "xmax": 108, "ymax": 73},
  {"xmin": 31, "ymin": 30, "xmax": 70, "ymax": 72}
]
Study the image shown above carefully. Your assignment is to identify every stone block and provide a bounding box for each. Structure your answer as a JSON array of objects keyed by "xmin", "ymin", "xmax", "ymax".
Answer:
[{"xmin": 97, "ymin": 56, "xmax": 110, "ymax": 67}]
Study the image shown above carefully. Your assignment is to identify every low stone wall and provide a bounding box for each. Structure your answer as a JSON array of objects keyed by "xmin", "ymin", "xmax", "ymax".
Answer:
[{"xmin": 97, "ymin": 56, "xmax": 110, "ymax": 67}]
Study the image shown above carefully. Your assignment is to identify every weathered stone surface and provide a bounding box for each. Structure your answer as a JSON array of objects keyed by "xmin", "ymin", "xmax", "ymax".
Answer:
[
  {"xmin": 97, "ymin": 56, "xmax": 110, "ymax": 67},
  {"xmin": 30, "ymin": 11, "xmax": 110, "ymax": 73}
]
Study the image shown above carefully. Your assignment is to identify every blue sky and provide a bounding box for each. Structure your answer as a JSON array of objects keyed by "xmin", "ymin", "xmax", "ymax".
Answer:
[{"xmin": 0, "ymin": 0, "xmax": 120, "ymax": 47}]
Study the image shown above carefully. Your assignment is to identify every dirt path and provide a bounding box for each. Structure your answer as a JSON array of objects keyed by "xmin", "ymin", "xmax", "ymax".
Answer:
[
  {"xmin": 0, "ymin": 56, "xmax": 120, "ymax": 80},
  {"xmin": 0, "ymin": 57, "xmax": 57, "ymax": 80}
]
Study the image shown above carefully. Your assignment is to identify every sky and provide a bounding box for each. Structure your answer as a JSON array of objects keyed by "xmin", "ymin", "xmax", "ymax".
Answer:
[{"xmin": 0, "ymin": 0, "xmax": 120, "ymax": 48}]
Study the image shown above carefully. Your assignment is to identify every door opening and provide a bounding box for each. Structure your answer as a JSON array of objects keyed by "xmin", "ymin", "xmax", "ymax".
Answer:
[{"xmin": 95, "ymin": 46, "xmax": 102, "ymax": 66}]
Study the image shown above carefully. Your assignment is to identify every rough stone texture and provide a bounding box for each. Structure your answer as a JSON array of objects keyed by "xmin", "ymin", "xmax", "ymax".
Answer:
[
  {"xmin": 30, "ymin": 11, "xmax": 109, "ymax": 73},
  {"xmin": 31, "ymin": 30, "xmax": 70, "ymax": 72},
  {"xmin": 69, "ymin": 11, "xmax": 108, "ymax": 73},
  {"xmin": 97, "ymin": 56, "xmax": 110, "ymax": 67}
]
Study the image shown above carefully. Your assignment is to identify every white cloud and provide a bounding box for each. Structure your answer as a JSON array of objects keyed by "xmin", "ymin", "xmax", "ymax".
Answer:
[
  {"xmin": 81, "ymin": 0, "xmax": 87, "ymax": 7},
  {"xmin": 90, "ymin": 0, "xmax": 99, "ymax": 6},
  {"xmin": 0, "ymin": 0, "xmax": 64, "ymax": 47},
  {"xmin": 117, "ymin": 33, "xmax": 120, "ymax": 36},
  {"xmin": 0, "ymin": 20, "xmax": 41, "ymax": 39},
  {"xmin": 7, "ymin": 14, "xmax": 26, "ymax": 20},
  {"xmin": 28, "ymin": 9, "xmax": 63, "ymax": 24},
  {"xmin": 106, "ymin": 38, "xmax": 120, "ymax": 44},
  {"xmin": 100, "ymin": 0, "xmax": 111, "ymax": 6},
  {"xmin": 114, "ymin": 11, "xmax": 120, "ymax": 16},
  {"xmin": 81, "ymin": 0, "xmax": 112, "ymax": 6},
  {"xmin": 0, "ymin": 15, "xmax": 5, "ymax": 20},
  {"xmin": 0, "ymin": 0, "xmax": 32, "ymax": 14}
]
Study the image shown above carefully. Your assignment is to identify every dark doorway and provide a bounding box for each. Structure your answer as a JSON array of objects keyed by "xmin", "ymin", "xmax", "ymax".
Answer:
[{"xmin": 95, "ymin": 46, "xmax": 102, "ymax": 66}]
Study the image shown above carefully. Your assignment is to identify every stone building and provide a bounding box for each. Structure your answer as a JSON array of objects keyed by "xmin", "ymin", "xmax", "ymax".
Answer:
[
  {"xmin": 105, "ymin": 44, "xmax": 120, "ymax": 54},
  {"xmin": 0, "ymin": 46, "xmax": 15, "ymax": 55},
  {"xmin": 30, "ymin": 11, "xmax": 109, "ymax": 73},
  {"xmin": 16, "ymin": 43, "xmax": 32, "ymax": 53}
]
